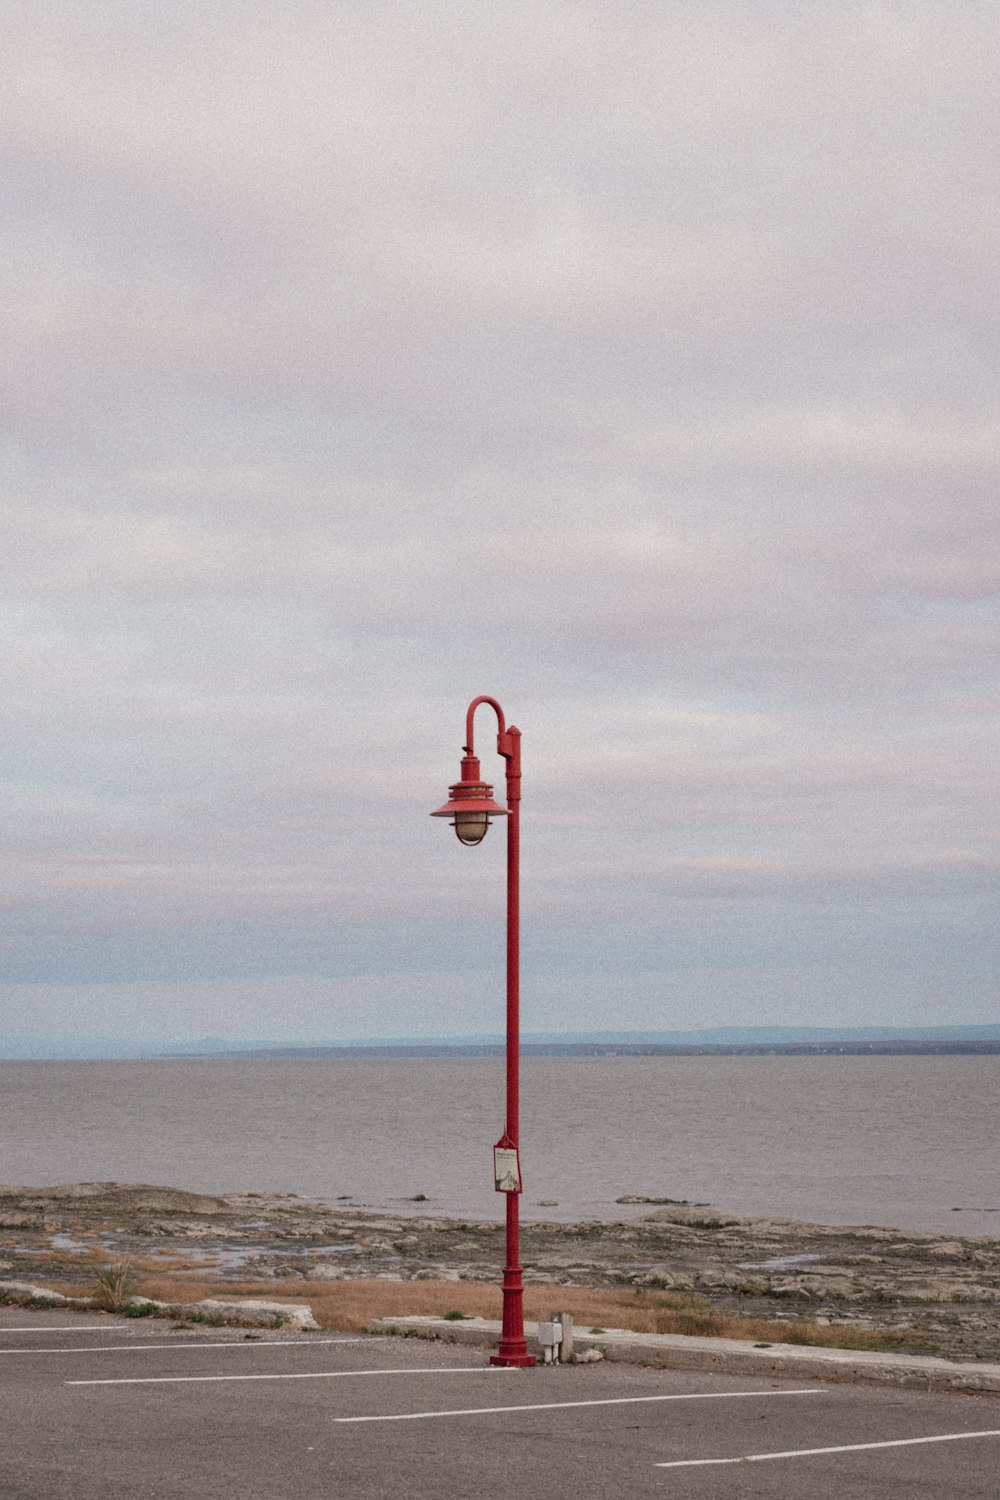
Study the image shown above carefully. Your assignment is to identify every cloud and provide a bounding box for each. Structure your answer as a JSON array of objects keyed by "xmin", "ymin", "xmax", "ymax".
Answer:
[{"xmin": 1, "ymin": 1, "xmax": 997, "ymax": 1049}]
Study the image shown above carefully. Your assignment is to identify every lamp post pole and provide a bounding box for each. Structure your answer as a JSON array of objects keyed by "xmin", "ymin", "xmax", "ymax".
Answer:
[{"xmin": 431, "ymin": 695, "xmax": 535, "ymax": 1369}]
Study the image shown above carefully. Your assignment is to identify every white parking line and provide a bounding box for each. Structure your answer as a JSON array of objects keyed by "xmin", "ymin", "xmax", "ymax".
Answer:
[
  {"xmin": 655, "ymin": 1428, "xmax": 1000, "ymax": 1467},
  {"xmin": 2, "ymin": 1338, "xmax": 365, "ymax": 1356},
  {"xmin": 335, "ymin": 1388, "xmax": 828, "ymax": 1424},
  {"xmin": 68, "ymin": 1366, "xmax": 520, "ymax": 1388},
  {"xmin": 0, "ymin": 1327, "xmax": 123, "ymax": 1334}
]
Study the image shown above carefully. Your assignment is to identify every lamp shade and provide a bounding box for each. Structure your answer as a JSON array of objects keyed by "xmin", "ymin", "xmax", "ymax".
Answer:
[{"xmin": 430, "ymin": 752, "xmax": 509, "ymax": 844}]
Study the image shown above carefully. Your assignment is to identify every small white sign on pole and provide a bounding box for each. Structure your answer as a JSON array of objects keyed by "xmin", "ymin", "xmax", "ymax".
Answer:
[{"xmin": 494, "ymin": 1143, "xmax": 522, "ymax": 1193}]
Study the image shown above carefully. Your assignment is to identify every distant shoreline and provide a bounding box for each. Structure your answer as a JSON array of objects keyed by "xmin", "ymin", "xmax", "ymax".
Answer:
[
  {"xmin": 7, "ymin": 1025, "xmax": 999, "ymax": 1063},
  {"xmin": 170, "ymin": 1040, "xmax": 1000, "ymax": 1060}
]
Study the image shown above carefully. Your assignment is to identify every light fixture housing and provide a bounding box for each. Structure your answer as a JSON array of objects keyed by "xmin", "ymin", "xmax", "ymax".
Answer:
[{"xmin": 430, "ymin": 752, "xmax": 510, "ymax": 845}]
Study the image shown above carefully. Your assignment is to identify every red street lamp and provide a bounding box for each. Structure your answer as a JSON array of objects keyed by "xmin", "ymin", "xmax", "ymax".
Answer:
[{"xmin": 431, "ymin": 695, "xmax": 536, "ymax": 1368}]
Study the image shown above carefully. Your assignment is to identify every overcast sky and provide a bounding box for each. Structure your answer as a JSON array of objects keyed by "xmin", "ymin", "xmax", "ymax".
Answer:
[{"xmin": 3, "ymin": 1, "xmax": 997, "ymax": 1055}]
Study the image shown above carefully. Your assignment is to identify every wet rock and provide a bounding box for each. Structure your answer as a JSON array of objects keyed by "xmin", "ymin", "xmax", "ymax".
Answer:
[
  {"xmin": 695, "ymin": 1268, "xmax": 742, "ymax": 1291},
  {"xmin": 616, "ymin": 1196, "xmax": 694, "ymax": 1206},
  {"xmin": 767, "ymin": 1276, "xmax": 821, "ymax": 1299},
  {"xmin": 0, "ymin": 1183, "xmax": 231, "ymax": 1216},
  {"xmin": 801, "ymin": 1275, "xmax": 856, "ymax": 1299},
  {"xmin": 631, "ymin": 1265, "xmax": 676, "ymax": 1288},
  {"xmin": 148, "ymin": 1220, "xmax": 221, "ymax": 1239},
  {"xmin": 645, "ymin": 1207, "xmax": 741, "ymax": 1228},
  {"xmin": 534, "ymin": 1256, "xmax": 592, "ymax": 1271}
]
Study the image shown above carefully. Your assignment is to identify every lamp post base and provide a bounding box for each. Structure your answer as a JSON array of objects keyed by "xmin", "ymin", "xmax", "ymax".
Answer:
[
  {"xmin": 489, "ymin": 1349, "xmax": 537, "ymax": 1368},
  {"xmin": 489, "ymin": 1259, "xmax": 536, "ymax": 1367}
]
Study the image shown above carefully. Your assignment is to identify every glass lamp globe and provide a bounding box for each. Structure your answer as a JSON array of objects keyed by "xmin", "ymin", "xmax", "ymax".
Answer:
[{"xmin": 454, "ymin": 811, "xmax": 489, "ymax": 846}]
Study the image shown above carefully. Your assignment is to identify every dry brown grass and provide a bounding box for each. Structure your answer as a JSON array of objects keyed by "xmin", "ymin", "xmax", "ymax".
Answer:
[
  {"xmin": 41, "ymin": 1268, "xmax": 913, "ymax": 1353},
  {"xmin": 11, "ymin": 1243, "xmax": 95, "ymax": 1264},
  {"xmin": 144, "ymin": 1254, "xmax": 222, "ymax": 1273},
  {"xmin": 33, "ymin": 1248, "xmax": 218, "ymax": 1277}
]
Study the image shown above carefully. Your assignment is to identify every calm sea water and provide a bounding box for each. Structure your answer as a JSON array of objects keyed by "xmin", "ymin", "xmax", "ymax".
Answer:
[{"xmin": 2, "ymin": 1055, "xmax": 997, "ymax": 1237}]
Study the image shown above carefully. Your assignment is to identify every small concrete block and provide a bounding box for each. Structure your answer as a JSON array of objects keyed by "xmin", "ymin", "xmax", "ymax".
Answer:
[
  {"xmin": 194, "ymin": 1298, "xmax": 320, "ymax": 1331},
  {"xmin": 553, "ymin": 1311, "xmax": 574, "ymax": 1363}
]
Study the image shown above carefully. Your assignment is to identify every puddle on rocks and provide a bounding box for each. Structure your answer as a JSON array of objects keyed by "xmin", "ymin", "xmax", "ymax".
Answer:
[
  {"xmin": 162, "ymin": 1246, "xmax": 268, "ymax": 1270},
  {"xmin": 736, "ymin": 1253, "xmax": 825, "ymax": 1270},
  {"xmin": 33, "ymin": 1233, "xmax": 115, "ymax": 1256},
  {"xmin": 304, "ymin": 1243, "xmax": 364, "ymax": 1256},
  {"xmin": 56, "ymin": 1233, "xmax": 120, "ymax": 1253},
  {"xmin": 39, "ymin": 1236, "xmax": 270, "ymax": 1271},
  {"xmin": 15, "ymin": 1231, "xmax": 398, "ymax": 1278}
]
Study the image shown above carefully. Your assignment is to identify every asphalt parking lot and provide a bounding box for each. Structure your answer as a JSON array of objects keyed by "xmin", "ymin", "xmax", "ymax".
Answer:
[{"xmin": 3, "ymin": 1305, "xmax": 1000, "ymax": 1499}]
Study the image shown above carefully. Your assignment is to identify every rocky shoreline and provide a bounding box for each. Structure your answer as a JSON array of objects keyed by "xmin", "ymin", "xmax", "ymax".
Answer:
[{"xmin": 3, "ymin": 1182, "xmax": 999, "ymax": 1363}]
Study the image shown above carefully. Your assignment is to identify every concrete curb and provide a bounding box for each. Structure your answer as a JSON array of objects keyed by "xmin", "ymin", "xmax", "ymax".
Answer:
[
  {"xmin": 0, "ymin": 1280, "xmax": 319, "ymax": 1331},
  {"xmin": 368, "ymin": 1316, "xmax": 1000, "ymax": 1395}
]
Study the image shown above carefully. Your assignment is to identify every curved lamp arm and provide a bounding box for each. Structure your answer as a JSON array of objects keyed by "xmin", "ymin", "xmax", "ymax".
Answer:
[{"xmin": 465, "ymin": 695, "xmax": 521, "ymax": 805}]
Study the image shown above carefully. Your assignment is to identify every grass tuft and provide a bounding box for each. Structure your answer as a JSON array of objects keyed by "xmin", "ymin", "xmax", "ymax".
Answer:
[
  {"xmin": 91, "ymin": 1259, "xmax": 137, "ymax": 1313},
  {"xmin": 122, "ymin": 1301, "xmax": 159, "ymax": 1318}
]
